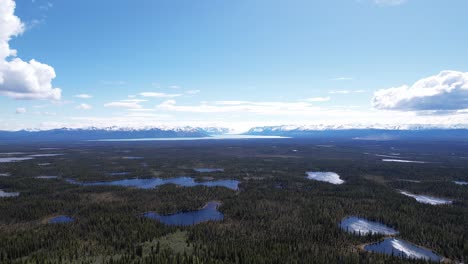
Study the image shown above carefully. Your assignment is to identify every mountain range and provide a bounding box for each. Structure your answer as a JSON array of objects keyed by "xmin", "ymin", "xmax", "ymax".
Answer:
[
  {"xmin": 1, "ymin": 125, "xmax": 468, "ymax": 141},
  {"xmin": 244, "ymin": 125, "xmax": 468, "ymax": 140}
]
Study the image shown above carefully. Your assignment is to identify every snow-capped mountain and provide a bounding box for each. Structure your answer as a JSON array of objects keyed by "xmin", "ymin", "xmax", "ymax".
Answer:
[
  {"xmin": 1, "ymin": 124, "xmax": 468, "ymax": 142},
  {"xmin": 0, "ymin": 126, "xmax": 230, "ymax": 142},
  {"xmin": 244, "ymin": 124, "xmax": 468, "ymax": 140}
]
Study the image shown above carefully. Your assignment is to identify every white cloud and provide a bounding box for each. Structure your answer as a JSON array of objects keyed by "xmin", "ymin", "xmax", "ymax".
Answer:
[
  {"xmin": 104, "ymin": 99, "xmax": 146, "ymax": 109},
  {"xmin": 139, "ymin": 92, "xmax": 182, "ymax": 98},
  {"xmin": 121, "ymin": 99, "xmax": 148, "ymax": 103},
  {"xmin": 305, "ymin": 97, "xmax": 330, "ymax": 102},
  {"xmin": 33, "ymin": 111, "xmax": 55, "ymax": 116},
  {"xmin": 331, "ymin": 77, "xmax": 353, "ymax": 81},
  {"xmin": 15, "ymin": 107, "xmax": 26, "ymax": 114},
  {"xmin": 76, "ymin": 103, "xmax": 92, "ymax": 110},
  {"xmin": 0, "ymin": 0, "xmax": 61, "ymax": 100},
  {"xmin": 329, "ymin": 90, "xmax": 366, "ymax": 94},
  {"xmin": 374, "ymin": 0, "xmax": 406, "ymax": 6},
  {"xmin": 157, "ymin": 100, "xmax": 321, "ymax": 115},
  {"xmin": 74, "ymin": 94, "xmax": 92, "ymax": 99},
  {"xmin": 373, "ymin": 71, "xmax": 468, "ymax": 111},
  {"xmin": 170, "ymin": 85, "xmax": 180, "ymax": 89},
  {"xmin": 186, "ymin": 90, "xmax": 200, "ymax": 95}
]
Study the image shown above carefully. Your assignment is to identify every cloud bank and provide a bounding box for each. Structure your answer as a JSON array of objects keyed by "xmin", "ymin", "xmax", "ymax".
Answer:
[
  {"xmin": 373, "ymin": 71, "xmax": 468, "ymax": 111},
  {"xmin": 0, "ymin": 0, "xmax": 61, "ymax": 100}
]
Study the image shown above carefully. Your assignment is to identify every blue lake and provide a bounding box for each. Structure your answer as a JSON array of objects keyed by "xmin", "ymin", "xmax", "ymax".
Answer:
[
  {"xmin": 143, "ymin": 201, "xmax": 223, "ymax": 226},
  {"xmin": 122, "ymin": 156, "xmax": 144, "ymax": 160},
  {"xmin": 29, "ymin": 154, "xmax": 63, "ymax": 157},
  {"xmin": 108, "ymin": 172, "xmax": 131, "ymax": 176},
  {"xmin": 48, "ymin": 215, "xmax": 74, "ymax": 224},
  {"xmin": 0, "ymin": 157, "xmax": 34, "ymax": 163},
  {"xmin": 364, "ymin": 238, "xmax": 442, "ymax": 262},
  {"xmin": 400, "ymin": 191, "xmax": 452, "ymax": 205},
  {"xmin": 194, "ymin": 168, "xmax": 224, "ymax": 173},
  {"xmin": 35, "ymin": 176, "xmax": 59, "ymax": 179},
  {"xmin": 0, "ymin": 189, "xmax": 19, "ymax": 197},
  {"xmin": 306, "ymin": 171, "xmax": 344, "ymax": 185},
  {"xmin": 66, "ymin": 176, "xmax": 239, "ymax": 190}
]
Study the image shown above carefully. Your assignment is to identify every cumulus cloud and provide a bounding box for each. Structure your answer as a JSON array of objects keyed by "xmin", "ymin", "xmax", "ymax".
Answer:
[
  {"xmin": 74, "ymin": 94, "xmax": 92, "ymax": 99},
  {"xmin": 373, "ymin": 71, "xmax": 468, "ymax": 111},
  {"xmin": 0, "ymin": 0, "xmax": 61, "ymax": 100},
  {"xmin": 15, "ymin": 107, "xmax": 26, "ymax": 114},
  {"xmin": 139, "ymin": 92, "xmax": 182, "ymax": 98},
  {"xmin": 76, "ymin": 103, "xmax": 92, "ymax": 110}
]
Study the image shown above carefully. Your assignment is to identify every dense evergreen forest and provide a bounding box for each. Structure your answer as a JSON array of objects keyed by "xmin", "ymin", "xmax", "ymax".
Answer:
[{"xmin": 0, "ymin": 139, "xmax": 467, "ymax": 263}]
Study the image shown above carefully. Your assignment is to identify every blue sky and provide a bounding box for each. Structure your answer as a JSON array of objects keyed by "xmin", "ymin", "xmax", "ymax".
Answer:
[{"xmin": 1, "ymin": 0, "xmax": 468, "ymax": 131}]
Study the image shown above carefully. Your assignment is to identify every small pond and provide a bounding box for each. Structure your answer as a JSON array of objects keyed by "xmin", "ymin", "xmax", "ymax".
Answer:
[
  {"xmin": 35, "ymin": 176, "xmax": 59, "ymax": 179},
  {"xmin": 29, "ymin": 154, "xmax": 63, "ymax": 157},
  {"xmin": 0, "ymin": 157, "xmax": 34, "ymax": 163},
  {"xmin": 364, "ymin": 238, "xmax": 442, "ymax": 262},
  {"xmin": 0, "ymin": 190, "xmax": 20, "ymax": 197},
  {"xmin": 108, "ymin": 172, "xmax": 130, "ymax": 176},
  {"xmin": 400, "ymin": 191, "xmax": 452, "ymax": 205},
  {"xmin": 48, "ymin": 215, "xmax": 74, "ymax": 224},
  {"xmin": 306, "ymin": 172, "xmax": 344, "ymax": 185},
  {"xmin": 194, "ymin": 168, "xmax": 224, "ymax": 173},
  {"xmin": 122, "ymin": 156, "xmax": 144, "ymax": 160},
  {"xmin": 340, "ymin": 216, "xmax": 399, "ymax": 236},
  {"xmin": 143, "ymin": 201, "xmax": 223, "ymax": 226}
]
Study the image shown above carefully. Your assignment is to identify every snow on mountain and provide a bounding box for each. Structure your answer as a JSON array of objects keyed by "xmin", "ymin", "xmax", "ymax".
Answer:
[
  {"xmin": 0, "ymin": 126, "xmax": 232, "ymax": 142},
  {"xmin": 244, "ymin": 124, "xmax": 468, "ymax": 140}
]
